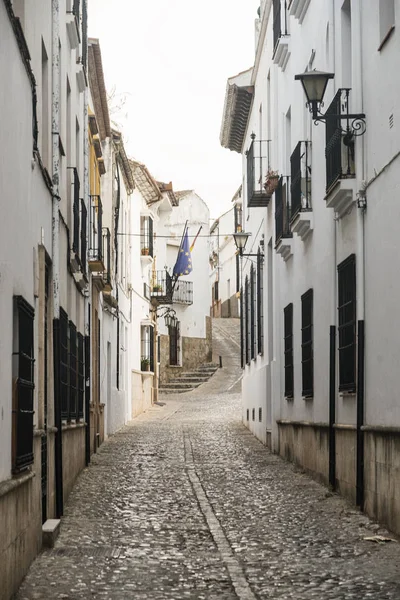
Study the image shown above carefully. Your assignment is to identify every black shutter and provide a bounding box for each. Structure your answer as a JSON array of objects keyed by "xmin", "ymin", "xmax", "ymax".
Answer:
[
  {"xmin": 60, "ymin": 308, "xmax": 69, "ymax": 420},
  {"xmin": 240, "ymin": 286, "xmax": 244, "ymax": 368},
  {"xmin": 338, "ymin": 255, "xmax": 356, "ymax": 392},
  {"xmin": 284, "ymin": 303, "xmax": 294, "ymax": 398},
  {"xmin": 245, "ymin": 276, "xmax": 249, "ymax": 364},
  {"xmin": 148, "ymin": 217, "xmax": 154, "ymax": 257},
  {"xmin": 250, "ymin": 265, "xmax": 256, "ymax": 360},
  {"xmin": 69, "ymin": 321, "xmax": 77, "ymax": 420},
  {"xmin": 13, "ymin": 296, "xmax": 35, "ymax": 472},
  {"xmin": 301, "ymin": 289, "xmax": 313, "ymax": 397},
  {"xmin": 80, "ymin": 200, "xmax": 87, "ymax": 275},
  {"xmin": 257, "ymin": 250, "xmax": 264, "ymax": 355}
]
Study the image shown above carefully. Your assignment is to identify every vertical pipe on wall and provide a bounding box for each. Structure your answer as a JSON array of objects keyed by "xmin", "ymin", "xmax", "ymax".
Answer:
[
  {"xmin": 51, "ymin": 0, "xmax": 63, "ymax": 518},
  {"xmin": 83, "ymin": 81, "xmax": 90, "ymax": 465},
  {"xmin": 329, "ymin": 325, "xmax": 336, "ymax": 489},
  {"xmin": 356, "ymin": 320, "xmax": 365, "ymax": 508}
]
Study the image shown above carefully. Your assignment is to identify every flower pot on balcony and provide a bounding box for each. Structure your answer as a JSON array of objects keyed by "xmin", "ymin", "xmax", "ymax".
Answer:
[
  {"xmin": 141, "ymin": 247, "xmax": 149, "ymax": 256},
  {"xmin": 264, "ymin": 171, "xmax": 279, "ymax": 196},
  {"xmin": 141, "ymin": 358, "xmax": 150, "ymax": 371}
]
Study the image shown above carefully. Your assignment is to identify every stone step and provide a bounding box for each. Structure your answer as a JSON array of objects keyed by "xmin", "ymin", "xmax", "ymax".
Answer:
[
  {"xmin": 159, "ymin": 382, "xmax": 201, "ymax": 390},
  {"xmin": 159, "ymin": 387, "xmax": 195, "ymax": 394},
  {"xmin": 174, "ymin": 375, "xmax": 210, "ymax": 382}
]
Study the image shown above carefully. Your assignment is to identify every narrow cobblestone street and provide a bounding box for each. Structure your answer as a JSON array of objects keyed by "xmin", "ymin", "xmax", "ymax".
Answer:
[{"xmin": 17, "ymin": 319, "xmax": 400, "ymax": 599}]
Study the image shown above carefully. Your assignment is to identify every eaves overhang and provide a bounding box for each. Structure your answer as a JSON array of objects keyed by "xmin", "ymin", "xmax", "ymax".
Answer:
[
  {"xmin": 130, "ymin": 160, "xmax": 162, "ymax": 205},
  {"xmin": 220, "ymin": 68, "xmax": 254, "ymax": 154}
]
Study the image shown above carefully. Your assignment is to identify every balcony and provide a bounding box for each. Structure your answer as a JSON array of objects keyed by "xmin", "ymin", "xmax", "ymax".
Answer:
[
  {"xmin": 272, "ymin": 0, "xmax": 290, "ymax": 71},
  {"xmin": 88, "ymin": 195, "xmax": 104, "ymax": 273},
  {"xmin": 325, "ymin": 89, "xmax": 357, "ymax": 217},
  {"xmin": 102, "ymin": 228, "xmax": 112, "ymax": 292},
  {"xmin": 275, "ymin": 176, "xmax": 293, "ymax": 261},
  {"xmin": 149, "ymin": 271, "xmax": 193, "ymax": 306},
  {"xmin": 290, "ymin": 141, "xmax": 313, "ymax": 240},
  {"xmin": 247, "ymin": 136, "xmax": 272, "ymax": 208},
  {"xmin": 70, "ymin": 168, "xmax": 81, "ymax": 271}
]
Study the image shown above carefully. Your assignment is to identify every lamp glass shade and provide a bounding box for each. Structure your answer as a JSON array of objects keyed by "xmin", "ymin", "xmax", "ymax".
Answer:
[
  {"xmin": 170, "ymin": 315, "xmax": 177, "ymax": 329},
  {"xmin": 164, "ymin": 313, "xmax": 172, "ymax": 328},
  {"xmin": 295, "ymin": 70, "xmax": 334, "ymax": 105},
  {"xmin": 233, "ymin": 231, "xmax": 251, "ymax": 251}
]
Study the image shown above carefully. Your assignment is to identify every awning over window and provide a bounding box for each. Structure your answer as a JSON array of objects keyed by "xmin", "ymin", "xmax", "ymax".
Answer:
[{"xmin": 220, "ymin": 68, "xmax": 254, "ymax": 154}]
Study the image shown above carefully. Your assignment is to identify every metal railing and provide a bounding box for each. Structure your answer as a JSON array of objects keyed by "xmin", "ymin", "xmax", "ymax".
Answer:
[
  {"xmin": 72, "ymin": 168, "xmax": 80, "ymax": 257},
  {"xmin": 246, "ymin": 136, "xmax": 272, "ymax": 207},
  {"xmin": 80, "ymin": 199, "xmax": 87, "ymax": 275},
  {"xmin": 275, "ymin": 176, "xmax": 292, "ymax": 244},
  {"xmin": 325, "ymin": 89, "xmax": 356, "ymax": 191},
  {"xmin": 149, "ymin": 270, "xmax": 193, "ymax": 305},
  {"xmin": 102, "ymin": 228, "xmax": 111, "ymax": 287},
  {"xmin": 290, "ymin": 140, "xmax": 311, "ymax": 221},
  {"xmin": 88, "ymin": 195, "xmax": 103, "ymax": 264}
]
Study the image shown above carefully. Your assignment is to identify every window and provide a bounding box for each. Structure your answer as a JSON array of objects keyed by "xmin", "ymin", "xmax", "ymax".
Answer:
[
  {"xmin": 169, "ymin": 322, "xmax": 180, "ymax": 367},
  {"xmin": 284, "ymin": 303, "xmax": 294, "ymax": 398},
  {"xmin": 41, "ymin": 39, "xmax": 49, "ymax": 169},
  {"xmin": 60, "ymin": 308, "xmax": 69, "ymax": 420},
  {"xmin": 338, "ymin": 255, "xmax": 356, "ymax": 392},
  {"xmin": 379, "ymin": 0, "xmax": 395, "ymax": 48},
  {"xmin": 250, "ymin": 265, "xmax": 256, "ymax": 360},
  {"xmin": 245, "ymin": 275, "xmax": 250, "ymax": 364},
  {"xmin": 259, "ymin": 407, "xmax": 262, "ymax": 422},
  {"xmin": 69, "ymin": 321, "xmax": 78, "ymax": 420},
  {"xmin": 12, "ymin": 296, "xmax": 35, "ymax": 472},
  {"xmin": 240, "ymin": 285, "xmax": 245, "ymax": 368},
  {"xmin": 301, "ymin": 289, "xmax": 313, "ymax": 397},
  {"xmin": 257, "ymin": 250, "xmax": 264, "ymax": 355},
  {"xmin": 140, "ymin": 216, "xmax": 154, "ymax": 257}
]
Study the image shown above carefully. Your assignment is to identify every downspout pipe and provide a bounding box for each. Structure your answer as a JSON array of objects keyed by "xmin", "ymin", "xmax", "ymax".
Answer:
[
  {"xmin": 51, "ymin": 0, "xmax": 63, "ymax": 518},
  {"xmin": 353, "ymin": 0, "xmax": 366, "ymax": 509},
  {"xmin": 83, "ymin": 83, "xmax": 91, "ymax": 466}
]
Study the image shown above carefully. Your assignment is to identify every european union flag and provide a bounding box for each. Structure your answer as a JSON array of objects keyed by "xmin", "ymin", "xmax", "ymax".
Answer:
[{"xmin": 173, "ymin": 229, "xmax": 193, "ymax": 277}]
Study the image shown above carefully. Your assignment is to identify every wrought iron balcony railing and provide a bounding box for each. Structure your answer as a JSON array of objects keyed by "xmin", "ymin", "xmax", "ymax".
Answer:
[
  {"xmin": 325, "ymin": 89, "xmax": 356, "ymax": 192},
  {"xmin": 72, "ymin": 168, "xmax": 80, "ymax": 258},
  {"xmin": 149, "ymin": 271, "xmax": 193, "ymax": 305},
  {"xmin": 102, "ymin": 227, "xmax": 112, "ymax": 291},
  {"xmin": 290, "ymin": 140, "xmax": 311, "ymax": 222},
  {"xmin": 275, "ymin": 176, "xmax": 292, "ymax": 245},
  {"xmin": 88, "ymin": 195, "xmax": 104, "ymax": 272},
  {"xmin": 246, "ymin": 136, "xmax": 272, "ymax": 207}
]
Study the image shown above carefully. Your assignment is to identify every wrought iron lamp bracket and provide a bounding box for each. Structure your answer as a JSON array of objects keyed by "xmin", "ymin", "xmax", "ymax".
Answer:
[{"xmin": 309, "ymin": 104, "xmax": 366, "ymax": 137}]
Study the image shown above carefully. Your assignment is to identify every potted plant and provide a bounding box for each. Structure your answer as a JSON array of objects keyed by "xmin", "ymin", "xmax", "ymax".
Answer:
[
  {"xmin": 141, "ymin": 247, "xmax": 149, "ymax": 256},
  {"xmin": 264, "ymin": 169, "xmax": 280, "ymax": 196},
  {"xmin": 141, "ymin": 357, "xmax": 150, "ymax": 371},
  {"xmin": 152, "ymin": 284, "xmax": 163, "ymax": 294}
]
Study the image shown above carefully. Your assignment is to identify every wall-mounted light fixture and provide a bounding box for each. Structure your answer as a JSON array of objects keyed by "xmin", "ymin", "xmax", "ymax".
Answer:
[
  {"xmin": 150, "ymin": 305, "xmax": 177, "ymax": 328},
  {"xmin": 232, "ymin": 232, "xmax": 263, "ymax": 259},
  {"xmin": 295, "ymin": 69, "xmax": 366, "ymax": 137}
]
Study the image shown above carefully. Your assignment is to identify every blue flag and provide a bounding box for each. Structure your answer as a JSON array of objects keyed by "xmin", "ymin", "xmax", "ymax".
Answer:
[{"xmin": 173, "ymin": 229, "xmax": 193, "ymax": 277}]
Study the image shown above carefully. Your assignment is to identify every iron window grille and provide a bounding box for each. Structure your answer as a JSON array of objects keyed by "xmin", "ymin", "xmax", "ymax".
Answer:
[
  {"xmin": 245, "ymin": 275, "xmax": 250, "ymax": 364},
  {"xmin": 141, "ymin": 325, "xmax": 154, "ymax": 370},
  {"xmin": 250, "ymin": 265, "xmax": 256, "ymax": 360},
  {"xmin": 338, "ymin": 255, "xmax": 356, "ymax": 392},
  {"xmin": 60, "ymin": 308, "xmax": 69, "ymax": 420},
  {"xmin": 102, "ymin": 227, "xmax": 112, "ymax": 288},
  {"xmin": 12, "ymin": 296, "xmax": 35, "ymax": 472},
  {"xmin": 69, "ymin": 321, "xmax": 78, "ymax": 421},
  {"xmin": 77, "ymin": 333, "xmax": 84, "ymax": 419},
  {"xmin": 257, "ymin": 249, "xmax": 264, "ymax": 355},
  {"xmin": 72, "ymin": 168, "xmax": 80, "ymax": 258},
  {"xmin": 259, "ymin": 408, "xmax": 262, "ymax": 422},
  {"xmin": 325, "ymin": 89, "xmax": 356, "ymax": 192},
  {"xmin": 284, "ymin": 303, "xmax": 294, "ymax": 398},
  {"xmin": 301, "ymin": 289, "xmax": 314, "ymax": 397},
  {"xmin": 252, "ymin": 408, "xmax": 255, "ymax": 421},
  {"xmin": 246, "ymin": 136, "xmax": 272, "ymax": 207},
  {"xmin": 89, "ymin": 195, "xmax": 103, "ymax": 265},
  {"xmin": 80, "ymin": 199, "xmax": 87, "ymax": 275},
  {"xmin": 275, "ymin": 176, "xmax": 292, "ymax": 245},
  {"xmin": 290, "ymin": 141, "xmax": 312, "ymax": 222},
  {"xmin": 140, "ymin": 216, "xmax": 154, "ymax": 257}
]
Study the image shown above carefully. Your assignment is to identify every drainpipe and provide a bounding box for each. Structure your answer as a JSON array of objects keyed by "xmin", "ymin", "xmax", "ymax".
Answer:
[
  {"xmin": 51, "ymin": 0, "xmax": 63, "ymax": 518},
  {"xmin": 353, "ymin": 0, "xmax": 366, "ymax": 510},
  {"xmin": 83, "ymin": 83, "xmax": 91, "ymax": 466}
]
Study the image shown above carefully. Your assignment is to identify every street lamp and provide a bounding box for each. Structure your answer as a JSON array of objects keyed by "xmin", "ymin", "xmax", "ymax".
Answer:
[
  {"xmin": 151, "ymin": 305, "xmax": 177, "ymax": 327},
  {"xmin": 232, "ymin": 232, "xmax": 262, "ymax": 259},
  {"xmin": 295, "ymin": 68, "xmax": 366, "ymax": 136}
]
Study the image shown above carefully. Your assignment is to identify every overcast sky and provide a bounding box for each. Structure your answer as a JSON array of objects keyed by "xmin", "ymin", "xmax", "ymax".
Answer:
[{"xmin": 88, "ymin": 0, "xmax": 259, "ymax": 219}]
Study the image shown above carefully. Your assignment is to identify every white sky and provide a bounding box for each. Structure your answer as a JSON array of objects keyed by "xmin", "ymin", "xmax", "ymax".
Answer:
[{"xmin": 88, "ymin": 0, "xmax": 259, "ymax": 219}]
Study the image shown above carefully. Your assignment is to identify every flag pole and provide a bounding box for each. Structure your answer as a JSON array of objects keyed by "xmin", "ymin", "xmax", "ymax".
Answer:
[
  {"xmin": 190, "ymin": 226, "xmax": 202, "ymax": 252},
  {"xmin": 171, "ymin": 220, "xmax": 188, "ymax": 294}
]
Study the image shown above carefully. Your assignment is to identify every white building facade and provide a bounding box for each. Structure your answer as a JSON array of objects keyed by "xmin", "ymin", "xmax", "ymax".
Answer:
[{"xmin": 221, "ymin": 0, "xmax": 400, "ymax": 534}]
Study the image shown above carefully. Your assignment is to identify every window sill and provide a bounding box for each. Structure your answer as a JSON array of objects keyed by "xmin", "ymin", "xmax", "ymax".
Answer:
[
  {"xmin": 378, "ymin": 25, "xmax": 395, "ymax": 51},
  {"xmin": 339, "ymin": 390, "xmax": 356, "ymax": 398},
  {"xmin": 0, "ymin": 470, "xmax": 35, "ymax": 500}
]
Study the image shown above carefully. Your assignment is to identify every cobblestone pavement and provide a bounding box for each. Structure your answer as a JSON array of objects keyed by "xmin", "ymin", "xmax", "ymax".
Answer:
[{"xmin": 17, "ymin": 319, "xmax": 400, "ymax": 599}]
